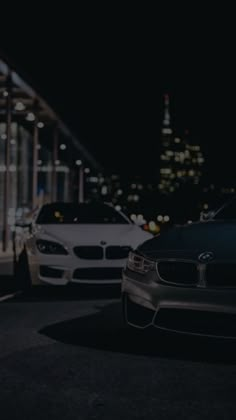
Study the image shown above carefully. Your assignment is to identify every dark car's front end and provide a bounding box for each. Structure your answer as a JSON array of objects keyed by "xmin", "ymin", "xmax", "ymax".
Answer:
[{"xmin": 122, "ymin": 221, "xmax": 236, "ymax": 338}]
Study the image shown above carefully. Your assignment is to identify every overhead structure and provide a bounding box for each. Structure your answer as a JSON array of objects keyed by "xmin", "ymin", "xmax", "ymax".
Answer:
[{"xmin": 0, "ymin": 55, "xmax": 102, "ymax": 252}]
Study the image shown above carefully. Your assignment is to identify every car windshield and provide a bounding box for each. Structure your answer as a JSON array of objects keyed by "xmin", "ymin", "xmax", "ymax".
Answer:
[
  {"xmin": 36, "ymin": 203, "xmax": 130, "ymax": 224},
  {"xmin": 214, "ymin": 197, "xmax": 236, "ymax": 220}
]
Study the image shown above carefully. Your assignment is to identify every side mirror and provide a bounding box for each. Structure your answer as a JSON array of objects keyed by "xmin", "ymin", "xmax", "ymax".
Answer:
[
  {"xmin": 200, "ymin": 210, "xmax": 214, "ymax": 221},
  {"xmin": 200, "ymin": 211, "xmax": 207, "ymax": 221}
]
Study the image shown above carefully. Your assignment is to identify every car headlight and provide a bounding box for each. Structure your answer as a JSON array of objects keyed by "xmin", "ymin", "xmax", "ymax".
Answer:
[
  {"xmin": 127, "ymin": 251, "xmax": 155, "ymax": 274},
  {"xmin": 36, "ymin": 239, "xmax": 68, "ymax": 255}
]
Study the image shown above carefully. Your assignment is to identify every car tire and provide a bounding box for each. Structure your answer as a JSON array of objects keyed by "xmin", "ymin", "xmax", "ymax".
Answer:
[{"xmin": 14, "ymin": 248, "xmax": 32, "ymax": 291}]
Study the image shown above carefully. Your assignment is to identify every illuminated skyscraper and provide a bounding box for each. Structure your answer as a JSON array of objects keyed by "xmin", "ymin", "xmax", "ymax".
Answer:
[
  {"xmin": 158, "ymin": 95, "xmax": 204, "ymax": 194},
  {"xmin": 162, "ymin": 93, "xmax": 173, "ymax": 145},
  {"xmin": 159, "ymin": 94, "xmax": 181, "ymax": 193}
]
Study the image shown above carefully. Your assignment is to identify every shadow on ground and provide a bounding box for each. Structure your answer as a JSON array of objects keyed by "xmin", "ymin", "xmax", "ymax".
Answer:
[
  {"xmin": 40, "ymin": 301, "xmax": 236, "ymax": 365},
  {"xmin": 8, "ymin": 284, "xmax": 122, "ymax": 302},
  {"xmin": 0, "ymin": 275, "xmax": 17, "ymax": 295}
]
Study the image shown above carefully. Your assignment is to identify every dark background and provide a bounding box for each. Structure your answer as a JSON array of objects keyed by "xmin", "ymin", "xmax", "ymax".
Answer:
[{"xmin": 1, "ymin": 7, "xmax": 235, "ymax": 183}]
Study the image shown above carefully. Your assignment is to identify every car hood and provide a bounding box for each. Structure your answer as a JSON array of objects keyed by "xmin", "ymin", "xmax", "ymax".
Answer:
[
  {"xmin": 138, "ymin": 221, "xmax": 236, "ymax": 261},
  {"xmin": 35, "ymin": 223, "xmax": 152, "ymax": 247}
]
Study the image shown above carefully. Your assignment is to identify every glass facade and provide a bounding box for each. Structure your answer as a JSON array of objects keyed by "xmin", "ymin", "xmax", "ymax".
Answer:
[
  {"xmin": 0, "ymin": 57, "xmax": 101, "ymax": 252},
  {"xmin": 0, "ymin": 121, "xmax": 72, "ymax": 245}
]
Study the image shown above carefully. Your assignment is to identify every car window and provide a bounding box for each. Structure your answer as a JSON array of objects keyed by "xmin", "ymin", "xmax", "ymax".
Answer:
[{"xmin": 36, "ymin": 203, "xmax": 130, "ymax": 224}]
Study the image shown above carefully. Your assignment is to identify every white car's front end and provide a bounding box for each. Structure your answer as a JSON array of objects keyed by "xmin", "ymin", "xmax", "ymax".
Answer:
[{"xmin": 25, "ymin": 223, "xmax": 152, "ymax": 286}]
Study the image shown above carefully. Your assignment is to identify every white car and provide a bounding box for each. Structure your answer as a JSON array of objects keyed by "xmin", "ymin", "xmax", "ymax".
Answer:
[{"xmin": 14, "ymin": 202, "xmax": 152, "ymax": 288}]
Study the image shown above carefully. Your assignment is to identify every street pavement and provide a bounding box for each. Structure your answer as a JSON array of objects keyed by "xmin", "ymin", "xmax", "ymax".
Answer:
[
  {"xmin": 1, "ymin": 286, "xmax": 236, "ymax": 419},
  {"xmin": 0, "ymin": 253, "xmax": 14, "ymax": 277},
  {"xmin": 0, "ymin": 250, "xmax": 14, "ymax": 298}
]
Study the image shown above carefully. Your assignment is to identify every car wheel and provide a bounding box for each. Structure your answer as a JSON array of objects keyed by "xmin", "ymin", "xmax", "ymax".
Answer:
[{"xmin": 14, "ymin": 248, "xmax": 32, "ymax": 291}]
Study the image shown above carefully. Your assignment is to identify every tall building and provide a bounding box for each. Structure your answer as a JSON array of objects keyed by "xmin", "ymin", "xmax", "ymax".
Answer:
[
  {"xmin": 182, "ymin": 130, "xmax": 204, "ymax": 186},
  {"xmin": 158, "ymin": 94, "xmax": 204, "ymax": 194},
  {"xmin": 159, "ymin": 94, "xmax": 184, "ymax": 193}
]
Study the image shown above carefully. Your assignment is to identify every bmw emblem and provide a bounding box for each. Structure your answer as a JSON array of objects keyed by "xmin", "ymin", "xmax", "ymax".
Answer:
[{"xmin": 198, "ymin": 251, "xmax": 214, "ymax": 263}]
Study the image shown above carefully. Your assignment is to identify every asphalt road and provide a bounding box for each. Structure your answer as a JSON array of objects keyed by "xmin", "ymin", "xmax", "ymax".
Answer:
[{"xmin": 1, "ymin": 284, "xmax": 236, "ymax": 419}]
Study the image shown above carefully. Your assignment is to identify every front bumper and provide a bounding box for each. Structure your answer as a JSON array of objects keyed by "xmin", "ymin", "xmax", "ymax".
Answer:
[
  {"xmin": 29, "ymin": 253, "xmax": 126, "ymax": 285},
  {"xmin": 122, "ymin": 268, "xmax": 236, "ymax": 338}
]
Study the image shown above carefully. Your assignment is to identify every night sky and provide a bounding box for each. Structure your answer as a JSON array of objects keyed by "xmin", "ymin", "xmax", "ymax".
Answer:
[{"xmin": 1, "ymin": 9, "xmax": 235, "ymax": 183}]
